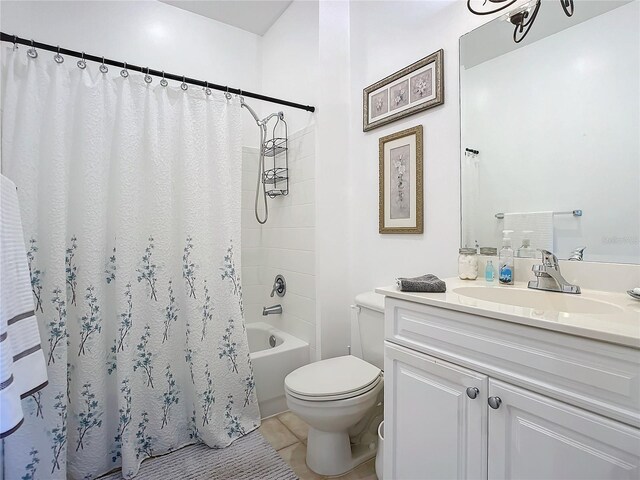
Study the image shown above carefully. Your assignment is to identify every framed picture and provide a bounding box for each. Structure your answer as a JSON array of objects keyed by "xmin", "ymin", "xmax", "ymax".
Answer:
[
  {"xmin": 363, "ymin": 49, "xmax": 444, "ymax": 132},
  {"xmin": 379, "ymin": 125, "xmax": 423, "ymax": 234}
]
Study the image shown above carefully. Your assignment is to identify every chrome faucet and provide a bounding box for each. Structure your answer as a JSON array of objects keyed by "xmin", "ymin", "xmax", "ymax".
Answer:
[
  {"xmin": 528, "ymin": 250, "xmax": 581, "ymax": 294},
  {"xmin": 568, "ymin": 246, "xmax": 586, "ymax": 261},
  {"xmin": 262, "ymin": 304, "xmax": 283, "ymax": 316}
]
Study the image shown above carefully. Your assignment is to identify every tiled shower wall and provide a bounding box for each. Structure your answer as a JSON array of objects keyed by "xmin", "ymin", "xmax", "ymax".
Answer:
[{"xmin": 241, "ymin": 126, "xmax": 316, "ymax": 361}]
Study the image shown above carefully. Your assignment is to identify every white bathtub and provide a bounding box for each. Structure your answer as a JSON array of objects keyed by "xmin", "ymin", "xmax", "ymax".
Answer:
[{"xmin": 247, "ymin": 322, "xmax": 309, "ymax": 418}]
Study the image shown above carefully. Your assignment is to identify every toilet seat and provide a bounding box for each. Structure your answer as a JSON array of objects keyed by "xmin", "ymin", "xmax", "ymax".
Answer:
[
  {"xmin": 286, "ymin": 375, "xmax": 382, "ymax": 402},
  {"xmin": 284, "ymin": 355, "xmax": 382, "ymax": 402}
]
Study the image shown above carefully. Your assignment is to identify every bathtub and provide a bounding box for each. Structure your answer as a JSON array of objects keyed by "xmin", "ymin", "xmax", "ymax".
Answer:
[{"xmin": 247, "ymin": 322, "xmax": 309, "ymax": 418}]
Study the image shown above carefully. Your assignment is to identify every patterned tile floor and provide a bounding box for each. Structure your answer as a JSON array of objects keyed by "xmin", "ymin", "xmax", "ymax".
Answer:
[{"xmin": 260, "ymin": 412, "xmax": 378, "ymax": 480}]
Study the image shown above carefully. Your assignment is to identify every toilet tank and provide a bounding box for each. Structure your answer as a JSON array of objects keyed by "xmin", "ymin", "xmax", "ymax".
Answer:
[{"xmin": 350, "ymin": 291, "xmax": 385, "ymax": 370}]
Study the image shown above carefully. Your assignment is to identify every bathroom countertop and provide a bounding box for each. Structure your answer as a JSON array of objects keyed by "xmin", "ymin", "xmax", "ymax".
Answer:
[{"xmin": 376, "ymin": 278, "xmax": 640, "ymax": 349}]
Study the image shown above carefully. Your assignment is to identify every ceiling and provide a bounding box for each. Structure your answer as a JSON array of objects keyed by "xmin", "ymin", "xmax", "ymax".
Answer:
[{"xmin": 159, "ymin": 0, "xmax": 293, "ymax": 36}]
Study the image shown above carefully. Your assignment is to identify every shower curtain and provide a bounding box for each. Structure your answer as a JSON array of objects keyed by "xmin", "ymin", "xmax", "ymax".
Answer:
[{"xmin": 1, "ymin": 48, "xmax": 259, "ymax": 479}]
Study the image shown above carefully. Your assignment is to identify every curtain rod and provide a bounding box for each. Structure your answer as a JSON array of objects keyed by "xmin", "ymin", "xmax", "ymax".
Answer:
[{"xmin": 0, "ymin": 32, "xmax": 316, "ymax": 113}]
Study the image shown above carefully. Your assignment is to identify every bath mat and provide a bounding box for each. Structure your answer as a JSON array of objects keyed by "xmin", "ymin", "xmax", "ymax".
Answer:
[{"xmin": 98, "ymin": 431, "xmax": 298, "ymax": 480}]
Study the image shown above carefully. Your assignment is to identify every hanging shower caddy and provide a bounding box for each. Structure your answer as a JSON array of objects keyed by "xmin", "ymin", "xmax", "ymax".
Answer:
[{"xmin": 262, "ymin": 113, "xmax": 289, "ymax": 198}]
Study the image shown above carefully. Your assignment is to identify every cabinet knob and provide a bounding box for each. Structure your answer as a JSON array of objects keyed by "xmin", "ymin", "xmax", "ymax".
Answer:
[
  {"xmin": 488, "ymin": 396, "xmax": 502, "ymax": 409},
  {"xmin": 466, "ymin": 387, "xmax": 480, "ymax": 399}
]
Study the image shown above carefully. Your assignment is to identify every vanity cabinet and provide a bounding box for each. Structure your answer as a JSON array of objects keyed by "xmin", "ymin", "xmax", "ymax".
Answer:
[
  {"xmin": 488, "ymin": 379, "xmax": 640, "ymax": 480},
  {"xmin": 384, "ymin": 342, "xmax": 487, "ymax": 479},
  {"xmin": 383, "ymin": 297, "xmax": 640, "ymax": 480}
]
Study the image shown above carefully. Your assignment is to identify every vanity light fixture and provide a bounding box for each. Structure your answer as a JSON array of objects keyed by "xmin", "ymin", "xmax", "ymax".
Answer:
[{"xmin": 467, "ymin": 0, "xmax": 574, "ymax": 43}]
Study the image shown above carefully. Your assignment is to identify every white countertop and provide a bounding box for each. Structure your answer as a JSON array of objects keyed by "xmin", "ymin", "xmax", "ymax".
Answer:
[{"xmin": 376, "ymin": 278, "xmax": 640, "ymax": 349}]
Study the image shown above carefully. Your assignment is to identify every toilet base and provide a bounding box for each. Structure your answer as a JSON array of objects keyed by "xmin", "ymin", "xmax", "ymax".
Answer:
[{"xmin": 305, "ymin": 427, "xmax": 377, "ymax": 476}]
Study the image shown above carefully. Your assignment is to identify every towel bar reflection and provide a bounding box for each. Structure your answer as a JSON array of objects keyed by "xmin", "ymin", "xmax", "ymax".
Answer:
[{"xmin": 494, "ymin": 210, "xmax": 583, "ymax": 220}]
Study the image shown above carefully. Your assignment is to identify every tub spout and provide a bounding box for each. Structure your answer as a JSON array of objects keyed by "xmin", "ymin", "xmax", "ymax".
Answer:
[{"xmin": 262, "ymin": 304, "xmax": 283, "ymax": 316}]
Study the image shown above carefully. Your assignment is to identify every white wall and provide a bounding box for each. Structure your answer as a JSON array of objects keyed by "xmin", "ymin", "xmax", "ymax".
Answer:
[
  {"xmin": 0, "ymin": 0, "xmax": 262, "ymax": 144},
  {"xmin": 346, "ymin": 2, "xmax": 499, "ymax": 322},
  {"xmin": 316, "ymin": 0, "xmax": 353, "ymax": 359},
  {"xmin": 462, "ymin": 2, "xmax": 640, "ymax": 264},
  {"xmin": 259, "ymin": 0, "xmax": 318, "ymax": 133}
]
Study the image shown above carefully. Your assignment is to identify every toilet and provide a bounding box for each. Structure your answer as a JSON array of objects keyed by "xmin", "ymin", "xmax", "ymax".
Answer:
[{"xmin": 284, "ymin": 292, "xmax": 385, "ymax": 476}]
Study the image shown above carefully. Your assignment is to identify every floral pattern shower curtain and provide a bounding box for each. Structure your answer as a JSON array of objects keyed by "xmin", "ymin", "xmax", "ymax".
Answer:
[{"xmin": 1, "ymin": 48, "xmax": 259, "ymax": 479}]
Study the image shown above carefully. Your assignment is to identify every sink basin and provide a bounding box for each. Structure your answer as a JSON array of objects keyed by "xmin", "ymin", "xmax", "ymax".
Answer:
[{"xmin": 453, "ymin": 287, "xmax": 623, "ymax": 315}]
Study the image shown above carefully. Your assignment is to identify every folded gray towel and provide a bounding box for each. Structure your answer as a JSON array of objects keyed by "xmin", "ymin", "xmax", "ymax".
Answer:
[{"xmin": 396, "ymin": 274, "xmax": 446, "ymax": 293}]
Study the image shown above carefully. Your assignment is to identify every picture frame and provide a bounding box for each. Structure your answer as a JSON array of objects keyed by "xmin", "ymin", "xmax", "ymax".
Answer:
[
  {"xmin": 363, "ymin": 49, "xmax": 444, "ymax": 132},
  {"xmin": 379, "ymin": 125, "xmax": 423, "ymax": 234}
]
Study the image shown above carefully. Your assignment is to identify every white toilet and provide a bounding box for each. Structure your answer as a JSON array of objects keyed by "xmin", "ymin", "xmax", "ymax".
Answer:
[{"xmin": 284, "ymin": 292, "xmax": 385, "ymax": 476}]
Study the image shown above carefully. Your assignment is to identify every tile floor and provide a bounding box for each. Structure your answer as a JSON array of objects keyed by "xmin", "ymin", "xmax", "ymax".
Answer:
[{"xmin": 260, "ymin": 412, "xmax": 378, "ymax": 480}]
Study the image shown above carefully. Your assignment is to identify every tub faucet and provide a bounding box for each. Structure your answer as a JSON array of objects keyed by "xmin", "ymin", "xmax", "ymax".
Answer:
[
  {"xmin": 528, "ymin": 249, "xmax": 581, "ymax": 294},
  {"xmin": 262, "ymin": 304, "xmax": 283, "ymax": 316}
]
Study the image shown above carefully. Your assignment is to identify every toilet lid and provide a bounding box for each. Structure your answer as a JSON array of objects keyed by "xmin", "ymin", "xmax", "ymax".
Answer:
[{"xmin": 284, "ymin": 355, "xmax": 382, "ymax": 398}]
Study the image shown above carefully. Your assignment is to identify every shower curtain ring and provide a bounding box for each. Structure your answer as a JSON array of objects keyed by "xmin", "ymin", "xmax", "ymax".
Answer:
[
  {"xmin": 204, "ymin": 81, "xmax": 211, "ymax": 96},
  {"xmin": 54, "ymin": 45, "xmax": 64, "ymax": 64},
  {"xmin": 27, "ymin": 39, "xmax": 38, "ymax": 58},
  {"xmin": 12, "ymin": 35, "xmax": 18, "ymax": 51},
  {"xmin": 99, "ymin": 56, "xmax": 108, "ymax": 73},
  {"xmin": 77, "ymin": 51, "xmax": 86, "ymax": 69},
  {"xmin": 160, "ymin": 70, "xmax": 168, "ymax": 87},
  {"xmin": 144, "ymin": 67, "xmax": 152, "ymax": 84},
  {"xmin": 225, "ymin": 86, "xmax": 232, "ymax": 100},
  {"xmin": 120, "ymin": 61, "xmax": 129, "ymax": 78},
  {"xmin": 181, "ymin": 76, "xmax": 188, "ymax": 91}
]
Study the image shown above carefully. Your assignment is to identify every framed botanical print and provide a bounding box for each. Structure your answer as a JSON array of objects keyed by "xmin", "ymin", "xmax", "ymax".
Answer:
[
  {"xmin": 379, "ymin": 125, "xmax": 423, "ymax": 234},
  {"xmin": 363, "ymin": 49, "xmax": 444, "ymax": 132}
]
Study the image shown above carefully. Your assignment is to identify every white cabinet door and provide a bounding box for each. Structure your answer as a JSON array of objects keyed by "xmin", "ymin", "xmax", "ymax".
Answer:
[
  {"xmin": 384, "ymin": 342, "xmax": 487, "ymax": 480},
  {"xmin": 488, "ymin": 379, "xmax": 640, "ymax": 480}
]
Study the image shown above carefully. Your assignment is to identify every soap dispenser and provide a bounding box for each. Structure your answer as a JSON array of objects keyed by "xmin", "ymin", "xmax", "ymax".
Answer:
[
  {"xmin": 499, "ymin": 230, "xmax": 514, "ymax": 285},
  {"xmin": 517, "ymin": 231, "xmax": 536, "ymax": 258}
]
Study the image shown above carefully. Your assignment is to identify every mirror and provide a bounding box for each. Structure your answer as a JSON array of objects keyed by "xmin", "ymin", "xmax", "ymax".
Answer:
[{"xmin": 460, "ymin": 0, "xmax": 639, "ymax": 264}]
